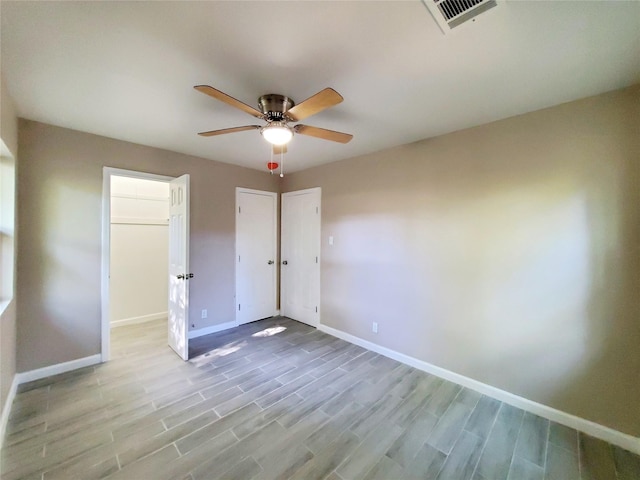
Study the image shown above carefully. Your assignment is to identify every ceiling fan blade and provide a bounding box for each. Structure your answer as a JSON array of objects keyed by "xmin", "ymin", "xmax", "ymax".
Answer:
[
  {"xmin": 194, "ymin": 85, "xmax": 264, "ymax": 119},
  {"xmin": 272, "ymin": 144, "xmax": 287, "ymax": 155},
  {"xmin": 294, "ymin": 124, "xmax": 353, "ymax": 144},
  {"xmin": 286, "ymin": 88, "xmax": 344, "ymax": 122},
  {"xmin": 197, "ymin": 125, "xmax": 261, "ymax": 137}
]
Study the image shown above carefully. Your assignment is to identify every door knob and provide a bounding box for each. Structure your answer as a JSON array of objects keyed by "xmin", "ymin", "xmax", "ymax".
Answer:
[
  {"xmin": 268, "ymin": 260, "xmax": 274, "ymax": 265},
  {"xmin": 282, "ymin": 260, "xmax": 288, "ymax": 265},
  {"xmin": 177, "ymin": 274, "xmax": 184, "ymax": 279}
]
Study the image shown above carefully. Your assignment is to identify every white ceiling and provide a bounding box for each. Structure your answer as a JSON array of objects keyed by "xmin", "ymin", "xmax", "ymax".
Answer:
[{"xmin": 2, "ymin": 1, "xmax": 639, "ymax": 173}]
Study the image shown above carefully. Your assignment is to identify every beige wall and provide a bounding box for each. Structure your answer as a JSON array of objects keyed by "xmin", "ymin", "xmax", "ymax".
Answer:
[
  {"xmin": 1, "ymin": 74, "xmax": 18, "ymax": 420},
  {"xmin": 283, "ymin": 85, "xmax": 640, "ymax": 436},
  {"xmin": 1, "ymin": 75, "xmax": 18, "ymax": 156},
  {"xmin": 0, "ymin": 300, "xmax": 17, "ymax": 416},
  {"xmin": 17, "ymin": 120, "xmax": 279, "ymax": 372}
]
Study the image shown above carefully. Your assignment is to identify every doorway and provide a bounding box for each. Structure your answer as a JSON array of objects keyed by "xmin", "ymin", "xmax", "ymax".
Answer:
[
  {"xmin": 101, "ymin": 168, "xmax": 190, "ymax": 361},
  {"xmin": 280, "ymin": 187, "xmax": 321, "ymax": 327},
  {"xmin": 109, "ymin": 175, "xmax": 170, "ymax": 329}
]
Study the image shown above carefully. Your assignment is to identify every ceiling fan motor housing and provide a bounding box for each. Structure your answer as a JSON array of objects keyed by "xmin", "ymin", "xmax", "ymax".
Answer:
[{"xmin": 259, "ymin": 94, "xmax": 294, "ymax": 122}]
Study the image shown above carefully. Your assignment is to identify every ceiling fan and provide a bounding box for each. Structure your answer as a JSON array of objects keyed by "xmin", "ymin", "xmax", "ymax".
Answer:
[{"xmin": 194, "ymin": 85, "xmax": 353, "ymax": 152}]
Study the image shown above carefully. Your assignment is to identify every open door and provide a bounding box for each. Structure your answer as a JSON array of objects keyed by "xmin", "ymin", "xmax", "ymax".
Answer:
[{"xmin": 168, "ymin": 174, "xmax": 190, "ymax": 360}]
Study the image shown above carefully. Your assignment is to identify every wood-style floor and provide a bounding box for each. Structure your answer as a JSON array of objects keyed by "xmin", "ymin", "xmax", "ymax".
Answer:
[{"xmin": 2, "ymin": 317, "xmax": 639, "ymax": 480}]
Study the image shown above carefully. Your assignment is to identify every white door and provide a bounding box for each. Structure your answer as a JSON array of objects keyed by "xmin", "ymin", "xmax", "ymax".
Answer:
[
  {"xmin": 168, "ymin": 174, "xmax": 190, "ymax": 360},
  {"xmin": 281, "ymin": 188, "xmax": 321, "ymax": 327},
  {"xmin": 236, "ymin": 188, "xmax": 277, "ymax": 325}
]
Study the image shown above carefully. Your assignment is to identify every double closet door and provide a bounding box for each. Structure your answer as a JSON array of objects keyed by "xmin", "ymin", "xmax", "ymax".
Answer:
[{"xmin": 236, "ymin": 187, "xmax": 320, "ymax": 327}]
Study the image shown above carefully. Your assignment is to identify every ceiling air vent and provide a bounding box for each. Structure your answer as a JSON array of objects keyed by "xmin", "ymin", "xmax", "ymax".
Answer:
[{"xmin": 422, "ymin": 0, "xmax": 498, "ymax": 34}]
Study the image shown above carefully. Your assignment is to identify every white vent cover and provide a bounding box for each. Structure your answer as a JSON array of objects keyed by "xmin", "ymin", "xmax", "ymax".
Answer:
[{"xmin": 422, "ymin": 0, "xmax": 498, "ymax": 34}]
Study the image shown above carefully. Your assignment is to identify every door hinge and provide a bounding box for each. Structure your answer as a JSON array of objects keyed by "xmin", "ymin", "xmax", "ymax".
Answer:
[
  {"xmin": 315, "ymin": 256, "xmax": 318, "ymax": 263},
  {"xmin": 238, "ymin": 255, "xmax": 241, "ymax": 262},
  {"xmin": 238, "ymin": 206, "xmax": 241, "ymax": 214},
  {"xmin": 316, "ymin": 206, "xmax": 319, "ymax": 214},
  {"xmin": 238, "ymin": 304, "xmax": 241, "ymax": 311},
  {"xmin": 315, "ymin": 306, "xmax": 318, "ymax": 313}
]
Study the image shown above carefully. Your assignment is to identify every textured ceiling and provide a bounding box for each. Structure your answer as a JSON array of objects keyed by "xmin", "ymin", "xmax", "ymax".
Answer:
[{"xmin": 2, "ymin": 1, "xmax": 639, "ymax": 172}]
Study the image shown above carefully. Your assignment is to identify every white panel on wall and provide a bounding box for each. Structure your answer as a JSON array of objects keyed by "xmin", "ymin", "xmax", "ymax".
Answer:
[
  {"xmin": 110, "ymin": 177, "xmax": 170, "ymax": 325},
  {"xmin": 111, "ymin": 176, "xmax": 137, "ymax": 196},
  {"xmin": 111, "ymin": 176, "xmax": 170, "ymax": 199},
  {"xmin": 111, "ymin": 176, "xmax": 170, "ymax": 222},
  {"xmin": 111, "ymin": 197, "xmax": 169, "ymax": 222}
]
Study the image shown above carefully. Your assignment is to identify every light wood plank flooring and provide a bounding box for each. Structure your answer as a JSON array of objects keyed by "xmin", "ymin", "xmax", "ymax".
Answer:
[{"xmin": 2, "ymin": 317, "xmax": 639, "ymax": 479}]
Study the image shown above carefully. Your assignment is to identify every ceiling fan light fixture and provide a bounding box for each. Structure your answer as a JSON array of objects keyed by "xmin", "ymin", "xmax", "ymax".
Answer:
[{"xmin": 261, "ymin": 122, "xmax": 293, "ymax": 145}]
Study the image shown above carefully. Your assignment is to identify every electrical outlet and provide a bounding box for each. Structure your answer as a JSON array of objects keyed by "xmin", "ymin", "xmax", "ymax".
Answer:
[
  {"xmin": 201, "ymin": 309, "xmax": 207, "ymax": 319},
  {"xmin": 372, "ymin": 322, "xmax": 378, "ymax": 334}
]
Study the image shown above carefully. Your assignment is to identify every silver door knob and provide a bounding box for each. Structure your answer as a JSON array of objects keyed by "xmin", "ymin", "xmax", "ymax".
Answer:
[
  {"xmin": 282, "ymin": 261, "xmax": 288, "ymax": 265},
  {"xmin": 268, "ymin": 260, "xmax": 274, "ymax": 265}
]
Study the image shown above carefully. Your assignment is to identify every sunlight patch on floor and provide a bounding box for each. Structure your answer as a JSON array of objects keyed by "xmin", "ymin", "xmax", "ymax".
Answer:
[
  {"xmin": 252, "ymin": 326, "xmax": 287, "ymax": 338},
  {"xmin": 189, "ymin": 340, "xmax": 247, "ymax": 366}
]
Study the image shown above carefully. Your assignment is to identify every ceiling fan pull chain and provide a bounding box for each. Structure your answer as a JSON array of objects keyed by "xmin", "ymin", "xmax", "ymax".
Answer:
[
  {"xmin": 270, "ymin": 147, "xmax": 274, "ymax": 175},
  {"xmin": 280, "ymin": 150, "xmax": 284, "ymax": 178}
]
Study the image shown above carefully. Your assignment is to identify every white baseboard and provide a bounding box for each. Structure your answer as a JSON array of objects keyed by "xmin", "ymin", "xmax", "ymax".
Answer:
[
  {"xmin": 318, "ymin": 323, "xmax": 640, "ymax": 455},
  {"xmin": 111, "ymin": 311, "xmax": 167, "ymax": 328},
  {"xmin": 189, "ymin": 321, "xmax": 237, "ymax": 339},
  {"xmin": 0, "ymin": 375, "xmax": 18, "ymax": 449},
  {"xmin": 15, "ymin": 354, "xmax": 103, "ymax": 385},
  {"xmin": 2, "ymin": 354, "xmax": 102, "ymax": 446}
]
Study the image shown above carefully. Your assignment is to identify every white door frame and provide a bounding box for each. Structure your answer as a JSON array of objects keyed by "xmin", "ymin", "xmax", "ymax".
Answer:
[
  {"xmin": 101, "ymin": 167, "xmax": 176, "ymax": 362},
  {"xmin": 235, "ymin": 187, "xmax": 278, "ymax": 326}
]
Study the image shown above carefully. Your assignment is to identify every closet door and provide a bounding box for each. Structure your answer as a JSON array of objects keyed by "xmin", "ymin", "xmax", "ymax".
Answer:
[
  {"xmin": 281, "ymin": 188, "xmax": 321, "ymax": 327},
  {"xmin": 236, "ymin": 188, "xmax": 278, "ymax": 325}
]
